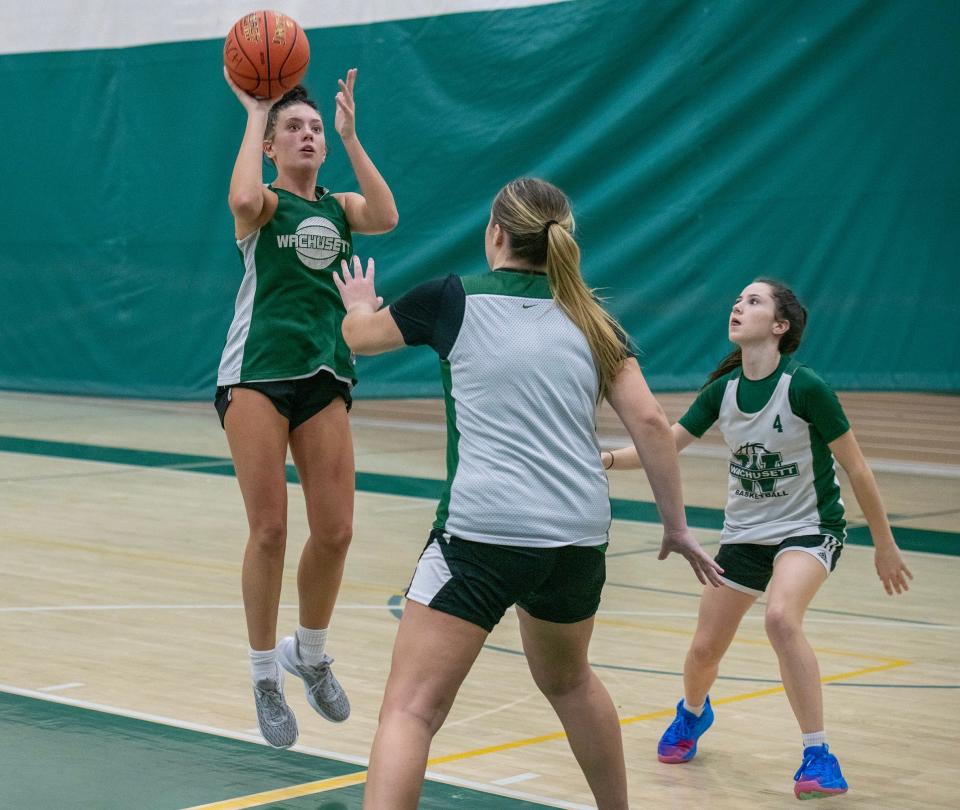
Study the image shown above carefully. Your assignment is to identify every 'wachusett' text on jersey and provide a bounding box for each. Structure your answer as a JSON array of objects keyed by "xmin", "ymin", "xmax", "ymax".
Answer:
[
  {"xmin": 389, "ymin": 269, "xmax": 622, "ymax": 549},
  {"xmin": 680, "ymin": 356, "xmax": 850, "ymax": 546},
  {"xmin": 217, "ymin": 187, "xmax": 355, "ymax": 386}
]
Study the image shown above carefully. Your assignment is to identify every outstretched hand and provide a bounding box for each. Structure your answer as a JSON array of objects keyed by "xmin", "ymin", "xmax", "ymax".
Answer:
[
  {"xmin": 333, "ymin": 255, "xmax": 383, "ymax": 313},
  {"xmin": 659, "ymin": 529, "xmax": 724, "ymax": 588},
  {"xmin": 874, "ymin": 544, "xmax": 913, "ymax": 595},
  {"xmin": 335, "ymin": 68, "xmax": 358, "ymax": 140}
]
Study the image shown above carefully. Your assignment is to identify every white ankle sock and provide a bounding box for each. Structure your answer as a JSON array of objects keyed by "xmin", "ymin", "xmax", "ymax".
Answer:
[
  {"xmin": 802, "ymin": 731, "xmax": 827, "ymax": 749},
  {"xmin": 685, "ymin": 701, "xmax": 705, "ymax": 717},
  {"xmin": 249, "ymin": 646, "xmax": 280, "ymax": 684},
  {"xmin": 296, "ymin": 626, "xmax": 328, "ymax": 666}
]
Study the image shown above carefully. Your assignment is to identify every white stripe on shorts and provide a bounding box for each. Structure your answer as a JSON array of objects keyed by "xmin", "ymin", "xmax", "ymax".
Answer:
[
  {"xmin": 774, "ymin": 536, "xmax": 838, "ymax": 576},
  {"xmin": 406, "ymin": 539, "xmax": 452, "ymax": 607},
  {"xmin": 719, "ymin": 576, "xmax": 764, "ymax": 598}
]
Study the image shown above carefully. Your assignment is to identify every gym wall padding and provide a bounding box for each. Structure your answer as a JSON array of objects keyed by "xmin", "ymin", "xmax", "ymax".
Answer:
[{"xmin": 0, "ymin": 0, "xmax": 957, "ymax": 398}]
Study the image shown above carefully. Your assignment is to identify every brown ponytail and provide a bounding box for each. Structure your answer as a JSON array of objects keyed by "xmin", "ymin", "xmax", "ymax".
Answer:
[{"xmin": 491, "ymin": 178, "xmax": 629, "ymax": 398}]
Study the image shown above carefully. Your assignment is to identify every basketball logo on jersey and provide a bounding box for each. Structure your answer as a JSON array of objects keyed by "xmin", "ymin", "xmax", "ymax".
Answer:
[
  {"xmin": 276, "ymin": 216, "xmax": 350, "ymax": 270},
  {"xmin": 730, "ymin": 442, "xmax": 799, "ymax": 499}
]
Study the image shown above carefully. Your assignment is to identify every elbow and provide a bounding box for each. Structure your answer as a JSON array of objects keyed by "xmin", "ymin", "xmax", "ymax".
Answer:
[
  {"xmin": 375, "ymin": 209, "xmax": 399, "ymax": 234},
  {"xmin": 846, "ymin": 462, "xmax": 874, "ymax": 486},
  {"xmin": 228, "ymin": 193, "xmax": 262, "ymax": 222},
  {"xmin": 636, "ymin": 404, "xmax": 670, "ymax": 433}
]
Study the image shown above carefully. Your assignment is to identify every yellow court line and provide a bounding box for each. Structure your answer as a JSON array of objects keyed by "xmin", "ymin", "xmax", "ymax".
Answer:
[
  {"xmin": 181, "ymin": 770, "xmax": 369, "ymax": 810},
  {"xmin": 420, "ymin": 657, "xmax": 911, "ymax": 766},
  {"xmin": 183, "ymin": 657, "xmax": 910, "ymax": 809}
]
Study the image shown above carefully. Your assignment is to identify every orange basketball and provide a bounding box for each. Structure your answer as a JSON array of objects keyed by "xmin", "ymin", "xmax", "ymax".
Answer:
[{"xmin": 224, "ymin": 10, "xmax": 310, "ymax": 99}]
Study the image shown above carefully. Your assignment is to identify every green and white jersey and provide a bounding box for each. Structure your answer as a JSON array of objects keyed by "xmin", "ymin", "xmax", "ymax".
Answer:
[
  {"xmin": 390, "ymin": 269, "xmax": 619, "ymax": 549},
  {"xmin": 679, "ymin": 355, "xmax": 850, "ymax": 545},
  {"xmin": 217, "ymin": 187, "xmax": 355, "ymax": 386}
]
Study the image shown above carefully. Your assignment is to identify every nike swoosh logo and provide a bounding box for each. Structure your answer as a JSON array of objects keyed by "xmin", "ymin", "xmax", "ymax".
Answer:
[{"xmin": 522, "ymin": 303, "xmax": 538, "ymax": 309}]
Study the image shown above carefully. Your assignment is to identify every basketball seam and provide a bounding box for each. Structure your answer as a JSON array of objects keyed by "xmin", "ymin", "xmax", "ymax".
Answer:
[
  {"xmin": 228, "ymin": 24, "xmax": 262, "ymax": 86},
  {"xmin": 277, "ymin": 22, "xmax": 301, "ymax": 86},
  {"xmin": 263, "ymin": 11, "xmax": 272, "ymax": 99}
]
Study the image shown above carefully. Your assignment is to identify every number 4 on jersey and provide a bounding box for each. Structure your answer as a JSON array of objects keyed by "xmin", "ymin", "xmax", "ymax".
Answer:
[{"xmin": 773, "ymin": 414, "xmax": 783, "ymax": 433}]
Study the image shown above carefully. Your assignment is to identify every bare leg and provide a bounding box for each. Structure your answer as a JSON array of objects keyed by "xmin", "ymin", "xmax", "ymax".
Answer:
[
  {"xmin": 517, "ymin": 608, "xmax": 627, "ymax": 810},
  {"xmin": 289, "ymin": 398, "xmax": 354, "ymax": 630},
  {"xmin": 683, "ymin": 583, "xmax": 757, "ymax": 706},
  {"xmin": 764, "ymin": 551, "xmax": 828, "ymax": 733},
  {"xmin": 364, "ymin": 602, "xmax": 488, "ymax": 810},
  {"xmin": 224, "ymin": 388, "xmax": 290, "ymax": 650}
]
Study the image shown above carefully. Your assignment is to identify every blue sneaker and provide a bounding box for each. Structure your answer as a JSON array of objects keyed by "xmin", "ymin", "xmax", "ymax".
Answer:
[
  {"xmin": 657, "ymin": 696, "xmax": 714, "ymax": 763},
  {"xmin": 794, "ymin": 744, "xmax": 849, "ymax": 800}
]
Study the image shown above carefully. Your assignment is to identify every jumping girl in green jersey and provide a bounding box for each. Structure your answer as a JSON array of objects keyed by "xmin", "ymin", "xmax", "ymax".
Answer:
[
  {"xmin": 217, "ymin": 67, "xmax": 398, "ymax": 749},
  {"xmin": 603, "ymin": 279, "xmax": 913, "ymax": 800}
]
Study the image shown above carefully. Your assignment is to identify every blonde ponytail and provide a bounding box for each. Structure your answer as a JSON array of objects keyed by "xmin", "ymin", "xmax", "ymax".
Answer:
[
  {"xmin": 544, "ymin": 223, "xmax": 628, "ymax": 398},
  {"xmin": 491, "ymin": 178, "xmax": 629, "ymax": 399}
]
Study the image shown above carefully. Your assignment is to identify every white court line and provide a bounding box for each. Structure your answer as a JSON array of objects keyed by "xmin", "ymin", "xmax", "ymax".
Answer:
[
  {"xmin": 0, "ymin": 603, "xmax": 391, "ymax": 614},
  {"xmin": 0, "ymin": 603, "xmax": 954, "ymax": 629},
  {"xmin": 0, "ymin": 683, "xmax": 593, "ymax": 810},
  {"xmin": 36, "ymin": 682, "xmax": 84, "ymax": 692},
  {"xmin": 445, "ymin": 692, "xmax": 539, "ymax": 728},
  {"xmin": 494, "ymin": 772, "xmax": 541, "ymax": 786}
]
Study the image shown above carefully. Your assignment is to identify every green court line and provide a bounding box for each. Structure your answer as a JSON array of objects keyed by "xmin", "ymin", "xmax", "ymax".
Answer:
[
  {"xmin": 0, "ymin": 691, "xmax": 558, "ymax": 810},
  {"xmin": 482, "ymin": 643, "xmax": 783, "ymax": 684},
  {"xmin": 2, "ymin": 435, "xmax": 958, "ymax": 556}
]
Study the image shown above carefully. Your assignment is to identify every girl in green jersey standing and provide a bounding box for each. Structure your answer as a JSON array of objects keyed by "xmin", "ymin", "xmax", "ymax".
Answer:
[
  {"xmin": 334, "ymin": 178, "xmax": 723, "ymax": 810},
  {"xmin": 603, "ymin": 279, "xmax": 913, "ymax": 799},
  {"xmin": 217, "ymin": 67, "xmax": 398, "ymax": 748}
]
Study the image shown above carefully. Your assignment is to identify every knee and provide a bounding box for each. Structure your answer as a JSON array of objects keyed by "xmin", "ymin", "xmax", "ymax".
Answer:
[
  {"xmin": 532, "ymin": 664, "xmax": 591, "ymax": 702},
  {"xmin": 248, "ymin": 521, "xmax": 287, "ymax": 555},
  {"xmin": 764, "ymin": 605, "xmax": 800, "ymax": 647},
  {"xmin": 308, "ymin": 524, "xmax": 353, "ymax": 558},
  {"xmin": 381, "ymin": 695, "xmax": 447, "ymax": 737},
  {"xmin": 687, "ymin": 636, "xmax": 725, "ymax": 668}
]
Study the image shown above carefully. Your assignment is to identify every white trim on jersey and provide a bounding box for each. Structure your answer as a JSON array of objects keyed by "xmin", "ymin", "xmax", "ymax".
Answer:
[{"xmin": 217, "ymin": 230, "xmax": 260, "ymax": 386}]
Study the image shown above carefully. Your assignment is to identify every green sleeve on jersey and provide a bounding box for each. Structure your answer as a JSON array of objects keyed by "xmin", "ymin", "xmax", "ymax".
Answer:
[
  {"xmin": 788, "ymin": 366, "xmax": 850, "ymax": 443},
  {"xmin": 678, "ymin": 375, "xmax": 727, "ymax": 437}
]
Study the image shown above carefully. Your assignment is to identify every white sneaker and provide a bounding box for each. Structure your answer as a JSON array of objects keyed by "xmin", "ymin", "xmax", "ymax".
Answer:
[
  {"xmin": 252, "ymin": 676, "xmax": 298, "ymax": 748},
  {"xmin": 277, "ymin": 636, "xmax": 351, "ymax": 723}
]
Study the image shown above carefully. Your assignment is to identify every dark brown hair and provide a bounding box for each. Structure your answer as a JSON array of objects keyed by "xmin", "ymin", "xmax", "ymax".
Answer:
[
  {"xmin": 264, "ymin": 85, "xmax": 319, "ymax": 140},
  {"xmin": 705, "ymin": 277, "xmax": 808, "ymax": 385}
]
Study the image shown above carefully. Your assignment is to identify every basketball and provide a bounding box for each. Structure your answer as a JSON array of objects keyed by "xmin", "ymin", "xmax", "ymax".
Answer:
[{"xmin": 224, "ymin": 10, "xmax": 310, "ymax": 98}]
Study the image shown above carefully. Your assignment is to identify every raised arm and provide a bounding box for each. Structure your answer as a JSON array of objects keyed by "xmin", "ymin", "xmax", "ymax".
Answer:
[
  {"xmin": 223, "ymin": 68, "xmax": 280, "ymax": 238},
  {"xmin": 334, "ymin": 256, "xmax": 405, "ymax": 355},
  {"xmin": 829, "ymin": 430, "xmax": 913, "ymax": 595},
  {"xmin": 331, "ymin": 69, "xmax": 398, "ymax": 234},
  {"xmin": 606, "ymin": 359, "xmax": 722, "ymax": 586}
]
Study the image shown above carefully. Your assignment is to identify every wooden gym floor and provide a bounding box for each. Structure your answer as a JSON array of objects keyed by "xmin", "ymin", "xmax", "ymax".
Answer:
[{"xmin": 1, "ymin": 390, "xmax": 958, "ymax": 809}]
